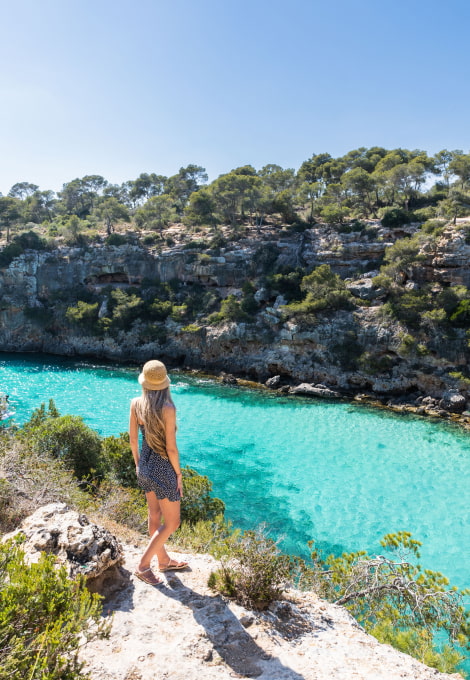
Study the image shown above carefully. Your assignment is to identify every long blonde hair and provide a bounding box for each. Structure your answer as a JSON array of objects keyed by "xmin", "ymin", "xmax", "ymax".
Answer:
[{"xmin": 135, "ymin": 387, "xmax": 175, "ymax": 459}]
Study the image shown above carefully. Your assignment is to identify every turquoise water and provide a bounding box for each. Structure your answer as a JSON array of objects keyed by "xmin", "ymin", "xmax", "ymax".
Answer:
[{"xmin": 1, "ymin": 353, "xmax": 470, "ymax": 595}]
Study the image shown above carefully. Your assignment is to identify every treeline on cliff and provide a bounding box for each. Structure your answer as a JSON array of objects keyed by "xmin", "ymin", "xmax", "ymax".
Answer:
[
  {"xmin": 1, "ymin": 147, "xmax": 470, "ymax": 241},
  {"xmin": 1, "ymin": 147, "xmax": 470, "ymax": 394}
]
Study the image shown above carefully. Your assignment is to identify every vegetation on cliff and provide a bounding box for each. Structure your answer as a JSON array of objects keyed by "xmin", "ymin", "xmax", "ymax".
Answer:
[{"xmin": 1, "ymin": 147, "xmax": 470, "ymax": 400}]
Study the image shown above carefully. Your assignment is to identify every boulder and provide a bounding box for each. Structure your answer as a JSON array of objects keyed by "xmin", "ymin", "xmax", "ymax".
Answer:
[
  {"xmin": 265, "ymin": 375, "xmax": 281, "ymax": 388},
  {"xmin": 4, "ymin": 503, "xmax": 124, "ymax": 593},
  {"xmin": 290, "ymin": 383, "xmax": 342, "ymax": 399},
  {"xmin": 439, "ymin": 389, "xmax": 467, "ymax": 413},
  {"xmin": 219, "ymin": 371, "xmax": 238, "ymax": 385}
]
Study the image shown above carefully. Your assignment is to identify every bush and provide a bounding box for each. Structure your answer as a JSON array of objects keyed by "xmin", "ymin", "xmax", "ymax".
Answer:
[
  {"xmin": 208, "ymin": 528, "xmax": 297, "ymax": 609},
  {"xmin": 208, "ymin": 294, "xmax": 253, "ymax": 324},
  {"xmin": 105, "ymin": 232, "xmax": 129, "ymax": 246},
  {"xmin": 66, "ymin": 301, "xmax": 99, "ymax": 332},
  {"xmin": 0, "ymin": 242, "xmax": 24, "ymax": 267},
  {"xmin": 0, "ymin": 539, "xmax": 107, "ymax": 680},
  {"xmin": 380, "ymin": 207, "xmax": 414, "ymax": 229},
  {"xmin": 21, "ymin": 403, "xmax": 102, "ymax": 480},
  {"xmin": 181, "ymin": 466, "xmax": 225, "ymax": 524},
  {"xmin": 282, "ymin": 264, "xmax": 354, "ymax": 317},
  {"xmin": 101, "ymin": 432, "xmax": 136, "ymax": 487}
]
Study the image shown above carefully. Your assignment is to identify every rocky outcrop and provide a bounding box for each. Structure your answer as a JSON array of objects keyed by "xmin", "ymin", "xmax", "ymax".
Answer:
[
  {"xmin": 3, "ymin": 503, "xmax": 124, "ymax": 593},
  {"xmin": 79, "ymin": 541, "xmax": 464, "ymax": 680}
]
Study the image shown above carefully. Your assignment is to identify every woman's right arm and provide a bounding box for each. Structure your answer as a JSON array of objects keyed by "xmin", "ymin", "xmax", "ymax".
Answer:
[{"xmin": 129, "ymin": 398, "xmax": 140, "ymax": 471}]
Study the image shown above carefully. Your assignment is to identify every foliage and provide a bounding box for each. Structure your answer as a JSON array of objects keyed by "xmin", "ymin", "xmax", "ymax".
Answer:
[
  {"xmin": 282, "ymin": 264, "xmax": 354, "ymax": 317},
  {"xmin": 266, "ymin": 269, "xmax": 304, "ymax": 302},
  {"xmin": 20, "ymin": 402, "xmax": 102, "ymax": 480},
  {"xmin": 101, "ymin": 432, "xmax": 136, "ymax": 487},
  {"xmin": 66, "ymin": 301, "xmax": 99, "ymax": 331},
  {"xmin": 208, "ymin": 528, "xmax": 298, "ymax": 609},
  {"xmin": 0, "ymin": 241, "xmax": 24, "ymax": 267},
  {"xmin": 208, "ymin": 294, "xmax": 254, "ymax": 324},
  {"xmin": 380, "ymin": 207, "xmax": 414, "ymax": 229},
  {"xmin": 301, "ymin": 531, "xmax": 469, "ymax": 674},
  {"xmin": 0, "ymin": 538, "xmax": 107, "ymax": 680},
  {"xmin": 181, "ymin": 466, "xmax": 225, "ymax": 524}
]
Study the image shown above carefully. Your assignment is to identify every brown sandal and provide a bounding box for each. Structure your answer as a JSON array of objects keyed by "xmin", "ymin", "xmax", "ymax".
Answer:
[
  {"xmin": 158, "ymin": 559, "xmax": 189, "ymax": 572},
  {"xmin": 134, "ymin": 567, "xmax": 164, "ymax": 585}
]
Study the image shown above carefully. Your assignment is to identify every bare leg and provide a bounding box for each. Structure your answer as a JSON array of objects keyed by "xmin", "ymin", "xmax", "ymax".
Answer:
[
  {"xmin": 138, "ymin": 498, "xmax": 181, "ymax": 571},
  {"xmin": 146, "ymin": 491, "xmax": 162, "ymax": 536}
]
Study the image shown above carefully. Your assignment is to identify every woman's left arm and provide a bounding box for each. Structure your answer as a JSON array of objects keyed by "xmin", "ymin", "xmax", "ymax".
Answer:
[{"xmin": 163, "ymin": 405, "xmax": 183, "ymax": 497}]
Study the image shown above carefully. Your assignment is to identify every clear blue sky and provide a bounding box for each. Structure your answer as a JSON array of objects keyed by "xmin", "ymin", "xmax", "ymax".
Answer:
[{"xmin": 1, "ymin": 0, "xmax": 469, "ymax": 194}]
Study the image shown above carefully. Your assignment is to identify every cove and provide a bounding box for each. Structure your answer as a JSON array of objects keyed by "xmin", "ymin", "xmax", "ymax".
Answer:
[{"xmin": 1, "ymin": 352, "xmax": 469, "ymax": 596}]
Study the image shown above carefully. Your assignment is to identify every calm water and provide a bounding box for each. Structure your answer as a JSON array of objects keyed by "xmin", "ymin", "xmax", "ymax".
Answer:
[{"xmin": 1, "ymin": 353, "xmax": 469, "ymax": 593}]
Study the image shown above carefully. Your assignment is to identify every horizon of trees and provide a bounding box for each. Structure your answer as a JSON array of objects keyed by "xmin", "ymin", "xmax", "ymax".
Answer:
[{"xmin": 1, "ymin": 147, "xmax": 470, "ymax": 243}]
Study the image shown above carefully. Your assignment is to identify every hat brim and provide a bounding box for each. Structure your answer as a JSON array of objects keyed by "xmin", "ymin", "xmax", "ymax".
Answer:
[{"xmin": 138, "ymin": 374, "xmax": 170, "ymax": 391}]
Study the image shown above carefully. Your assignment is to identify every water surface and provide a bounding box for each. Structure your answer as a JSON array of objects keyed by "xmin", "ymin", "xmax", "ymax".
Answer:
[{"xmin": 2, "ymin": 353, "xmax": 469, "ymax": 594}]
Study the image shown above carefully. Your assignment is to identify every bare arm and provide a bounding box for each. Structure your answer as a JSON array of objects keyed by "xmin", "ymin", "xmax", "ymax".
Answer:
[
  {"xmin": 163, "ymin": 405, "xmax": 183, "ymax": 497},
  {"xmin": 129, "ymin": 398, "xmax": 140, "ymax": 470}
]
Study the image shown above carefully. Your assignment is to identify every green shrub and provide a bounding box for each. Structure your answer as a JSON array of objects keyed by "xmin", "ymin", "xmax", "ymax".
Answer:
[
  {"xmin": 208, "ymin": 528, "xmax": 297, "ymax": 609},
  {"xmin": 380, "ymin": 207, "xmax": 414, "ymax": 229},
  {"xmin": 0, "ymin": 242, "xmax": 24, "ymax": 267},
  {"xmin": 101, "ymin": 432, "xmax": 136, "ymax": 487},
  {"xmin": 148, "ymin": 299, "xmax": 173, "ymax": 321},
  {"xmin": 65, "ymin": 301, "xmax": 99, "ymax": 332},
  {"xmin": 105, "ymin": 232, "xmax": 129, "ymax": 246},
  {"xmin": 0, "ymin": 539, "xmax": 107, "ymax": 680},
  {"xmin": 208, "ymin": 294, "xmax": 253, "ymax": 324},
  {"xmin": 21, "ymin": 404, "xmax": 102, "ymax": 480},
  {"xmin": 181, "ymin": 466, "xmax": 225, "ymax": 524},
  {"xmin": 282, "ymin": 264, "xmax": 354, "ymax": 317},
  {"xmin": 266, "ymin": 269, "xmax": 304, "ymax": 302}
]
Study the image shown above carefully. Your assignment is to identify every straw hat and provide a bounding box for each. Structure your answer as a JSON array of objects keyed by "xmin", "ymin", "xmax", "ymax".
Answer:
[{"xmin": 138, "ymin": 360, "xmax": 170, "ymax": 390}]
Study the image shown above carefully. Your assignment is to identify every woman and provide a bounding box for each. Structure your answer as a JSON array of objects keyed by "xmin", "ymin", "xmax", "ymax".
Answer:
[{"xmin": 130, "ymin": 359, "xmax": 188, "ymax": 585}]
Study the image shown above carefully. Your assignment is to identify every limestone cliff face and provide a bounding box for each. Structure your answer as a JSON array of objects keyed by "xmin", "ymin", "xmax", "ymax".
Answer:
[{"xmin": 1, "ymin": 224, "xmax": 469, "ymax": 401}]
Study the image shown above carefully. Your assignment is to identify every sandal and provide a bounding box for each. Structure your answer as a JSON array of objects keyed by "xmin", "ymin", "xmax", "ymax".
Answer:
[
  {"xmin": 134, "ymin": 567, "xmax": 164, "ymax": 585},
  {"xmin": 158, "ymin": 558, "xmax": 189, "ymax": 572}
]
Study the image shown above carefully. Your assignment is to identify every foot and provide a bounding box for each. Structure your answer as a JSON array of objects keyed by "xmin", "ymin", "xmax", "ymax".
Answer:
[
  {"xmin": 134, "ymin": 567, "xmax": 164, "ymax": 585},
  {"xmin": 158, "ymin": 558, "xmax": 189, "ymax": 572}
]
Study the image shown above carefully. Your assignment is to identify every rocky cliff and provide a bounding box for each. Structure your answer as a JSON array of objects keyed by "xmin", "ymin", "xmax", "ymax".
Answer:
[
  {"xmin": 1, "ymin": 221, "xmax": 470, "ymax": 407},
  {"xmin": 7, "ymin": 504, "xmax": 464, "ymax": 680}
]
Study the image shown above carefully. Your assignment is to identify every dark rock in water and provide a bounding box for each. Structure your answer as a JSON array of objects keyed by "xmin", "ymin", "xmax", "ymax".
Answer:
[
  {"xmin": 439, "ymin": 389, "xmax": 467, "ymax": 413},
  {"xmin": 266, "ymin": 375, "xmax": 281, "ymax": 388},
  {"xmin": 220, "ymin": 372, "xmax": 238, "ymax": 385},
  {"xmin": 278, "ymin": 385, "xmax": 291, "ymax": 394},
  {"xmin": 290, "ymin": 383, "xmax": 342, "ymax": 399}
]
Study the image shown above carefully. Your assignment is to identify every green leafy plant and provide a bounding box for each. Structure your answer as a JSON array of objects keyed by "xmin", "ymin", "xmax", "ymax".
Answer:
[
  {"xmin": 208, "ymin": 528, "xmax": 298, "ymax": 609},
  {"xmin": 181, "ymin": 466, "xmax": 225, "ymax": 524},
  {"xmin": 20, "ymin": 402, "xmax": 102, "ymax": 480},
  {"xmin": 0, "ymin": 538, "xmax": 108, "ymax": 680}
]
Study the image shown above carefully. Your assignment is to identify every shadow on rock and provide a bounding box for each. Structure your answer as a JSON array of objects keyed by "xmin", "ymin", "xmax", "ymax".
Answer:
[{"xmin": 160, "ymin": 573, "xmax": 306, "ymax": 679}]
